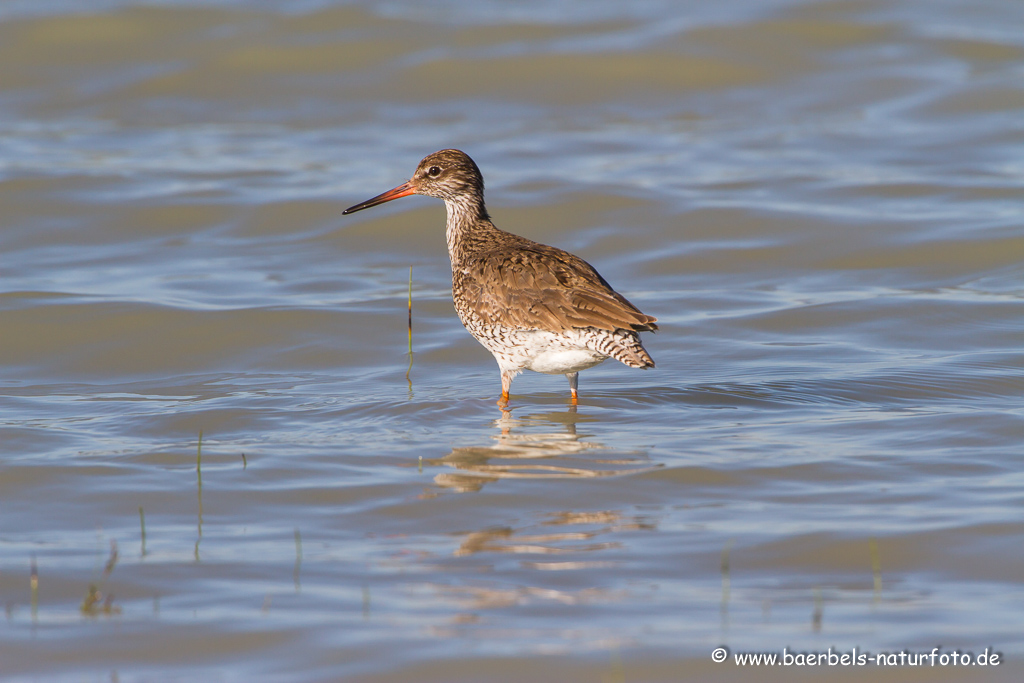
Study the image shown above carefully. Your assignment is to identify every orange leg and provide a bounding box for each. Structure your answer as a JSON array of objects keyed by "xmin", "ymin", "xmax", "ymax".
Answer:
[
  {"xmin": 498, "ymin": 371, "xmax": 512, "ymax": 406},
  {"xmin": 567, "ymin": 372, "xmax": 579, "ymax": 404}
]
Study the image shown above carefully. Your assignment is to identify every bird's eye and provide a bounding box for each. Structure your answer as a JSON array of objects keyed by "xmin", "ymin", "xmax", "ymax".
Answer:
[{"xmin": 427, "ymin": 166, "xmax": 441, "ymax": 177}]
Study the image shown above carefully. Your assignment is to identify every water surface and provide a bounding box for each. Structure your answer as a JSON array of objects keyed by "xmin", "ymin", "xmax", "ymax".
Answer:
[{"xmin": 1, "ymin": 1, "xmax": 1023, "ymax": 681}]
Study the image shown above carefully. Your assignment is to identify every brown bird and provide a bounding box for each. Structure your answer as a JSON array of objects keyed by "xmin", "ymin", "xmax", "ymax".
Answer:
[{"xmin": 343, "ymin": 149, "xmax": 657, "ymax": 403}]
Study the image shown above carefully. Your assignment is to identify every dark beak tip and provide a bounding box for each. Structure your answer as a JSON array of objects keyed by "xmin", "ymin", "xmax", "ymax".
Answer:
[{"xmin": 341, "ymin": 181, "xmax": 416, "ymax": 217}]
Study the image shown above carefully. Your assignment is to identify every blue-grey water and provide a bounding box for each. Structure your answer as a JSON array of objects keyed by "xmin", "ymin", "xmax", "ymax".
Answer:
[{"xmin": 1, "ymin": 1, "xmax": 1023, "ymax": 681}]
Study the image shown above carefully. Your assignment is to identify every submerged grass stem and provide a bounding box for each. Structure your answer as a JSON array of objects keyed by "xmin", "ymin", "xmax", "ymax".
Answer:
[{"xmin": 406, "ymin": 265, "xmax": 414, "ymax": 392}]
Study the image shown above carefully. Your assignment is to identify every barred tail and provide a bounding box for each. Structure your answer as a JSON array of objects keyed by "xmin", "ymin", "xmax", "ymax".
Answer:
[{"xmin": 587, "ymin": 328, "xmax": 655, "ymax": 370}]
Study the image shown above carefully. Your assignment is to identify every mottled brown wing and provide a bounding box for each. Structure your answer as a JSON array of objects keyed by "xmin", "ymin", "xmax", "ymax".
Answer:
[{"xmin": 460, "ymin": 244, "xmax": 658, "ymax": 333}]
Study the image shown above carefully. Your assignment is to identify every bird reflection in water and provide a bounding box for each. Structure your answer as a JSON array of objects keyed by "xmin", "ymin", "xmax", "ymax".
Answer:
[
  {"xmin": 454, "ymin": 508, "xmax": 656, "ymax": 564},
  {"xmin": 422, "ymin": 501, "xmax": 659, "ymax": 640},
  {"xmin": 423, "ymin": 504, "xmax": 658, "ymax": 637},
  {"xmin": 407, "ymin": 407, "xmax": 660, "ymax": 638},
  {"xmin": 421, "ymin": 406, "xmax": 660, "ymax": 495}
]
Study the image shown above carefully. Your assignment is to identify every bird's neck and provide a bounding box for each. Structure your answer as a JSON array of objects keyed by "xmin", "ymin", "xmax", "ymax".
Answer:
[{"xmin": 444, "ymin": 194, "xmax": 496, "ymax": 265}]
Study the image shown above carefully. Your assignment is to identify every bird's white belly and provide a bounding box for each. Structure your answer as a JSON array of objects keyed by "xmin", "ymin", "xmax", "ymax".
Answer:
[
  {"xmin": 470, "ymin": 326, "xmax": 609, "ymax": 376},
  {"xmin": 526, "ymin": 347, "xmax": 607, "ymax": 374}
]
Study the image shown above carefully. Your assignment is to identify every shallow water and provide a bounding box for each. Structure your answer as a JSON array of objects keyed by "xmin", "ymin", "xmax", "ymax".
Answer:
[{"xmin": 1, "ymin": 1, "xmax": 1023, "ymax": 681}]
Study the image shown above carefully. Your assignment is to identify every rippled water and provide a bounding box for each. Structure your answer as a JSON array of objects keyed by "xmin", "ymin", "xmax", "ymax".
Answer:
[{"xmin": 2, "ymin": 1, "xmax": 1023, "ymax": 681}]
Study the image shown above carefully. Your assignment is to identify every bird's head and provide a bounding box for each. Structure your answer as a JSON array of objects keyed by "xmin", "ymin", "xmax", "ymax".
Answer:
[{"xmin": 343, "ymin": 149, "xmax": 485, "ymax": 215}]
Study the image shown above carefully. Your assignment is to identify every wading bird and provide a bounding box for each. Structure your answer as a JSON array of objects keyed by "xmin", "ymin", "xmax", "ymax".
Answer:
[{"xmin": 343, "ymin": 149, "xmax": 656, "ymax": 404}]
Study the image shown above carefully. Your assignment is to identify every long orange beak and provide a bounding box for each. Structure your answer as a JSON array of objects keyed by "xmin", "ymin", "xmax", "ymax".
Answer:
[{"xmin": 342, "ymin": 180, "xmax": 417, "ymax": 215}]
